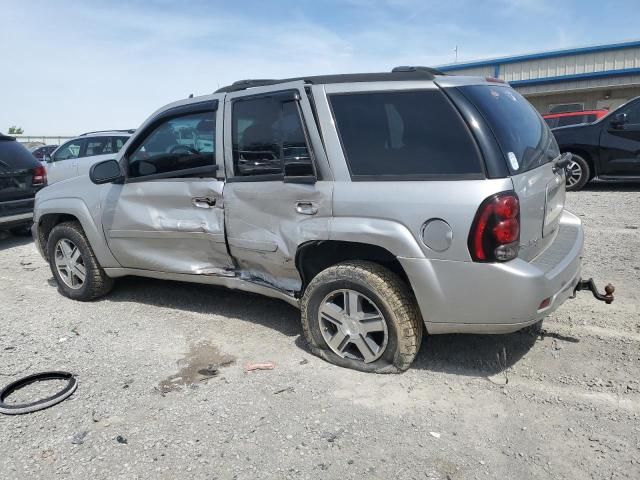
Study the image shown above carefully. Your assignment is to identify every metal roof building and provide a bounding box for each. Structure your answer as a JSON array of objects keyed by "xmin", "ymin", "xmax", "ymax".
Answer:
[{"xmin": 438, "ymin": 40, "xmax": 640, "ymax": 114}]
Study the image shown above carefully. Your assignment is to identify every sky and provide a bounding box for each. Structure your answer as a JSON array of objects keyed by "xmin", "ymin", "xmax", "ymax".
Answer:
[{"xmin": 2, "ymin": 0, "xmax": 640, "ymax": 135}]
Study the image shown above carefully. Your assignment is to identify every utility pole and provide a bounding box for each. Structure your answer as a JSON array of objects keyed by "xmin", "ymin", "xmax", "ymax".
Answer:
[{"xmin": 454, "ymin": 45, "xmax": 459, "ymax": 63}]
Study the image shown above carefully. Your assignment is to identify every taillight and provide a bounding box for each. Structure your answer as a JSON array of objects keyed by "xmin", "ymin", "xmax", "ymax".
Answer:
[
  {"xmin": 32, "ymin": 165, "xmax": 47, "ymax": 186},
  {"xmin": 468, "ymin": 192, "xmax": 520, "ymax": 262}
]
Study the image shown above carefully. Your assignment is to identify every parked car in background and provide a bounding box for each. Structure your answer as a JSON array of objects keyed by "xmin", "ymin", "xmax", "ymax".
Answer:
[
  {"xmin": 0, "ymin": 134, "xmax": 47, "ymax": 234},
  {"xmin": 552, "ymin": 97, "xmax": 640, "ymax": 190},
  {"xmin": 32, "ymin": 68, "xmax": 613, "ymax": 373},
  {"xmin": 543, "ymin": 109, "xmax": 608, "ymax": 129},
  {"xmin": 45, "ymin": 130, "xmax": 133, "ymax": 184},
  {"xmin": 30, "ymin": 144, "xmax": 57, "ymax": 162}
]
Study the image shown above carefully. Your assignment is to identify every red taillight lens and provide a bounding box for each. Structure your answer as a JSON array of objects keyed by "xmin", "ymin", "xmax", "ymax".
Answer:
[
  {"xmin": 493, "ymin": 219, "xmax": 519, "ymax": 243},
  {"xmin": 468, "ymin": 192, "xmax": 520, "ymax": 262},
  {"xmin": 32, "ymin": 165, "xmax": 47, "ymax": 186}
]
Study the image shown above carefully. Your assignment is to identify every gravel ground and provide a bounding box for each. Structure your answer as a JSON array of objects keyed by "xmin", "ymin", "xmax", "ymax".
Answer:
[{"xmin": 1, "ymin": 183, "xmax": 639, "ymax": 480}]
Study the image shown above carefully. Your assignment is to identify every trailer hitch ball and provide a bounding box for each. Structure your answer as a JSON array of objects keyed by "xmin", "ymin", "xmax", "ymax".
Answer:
[{"xmin": 574, "ymin": 278, "xmax": 615, "ymax": 304}]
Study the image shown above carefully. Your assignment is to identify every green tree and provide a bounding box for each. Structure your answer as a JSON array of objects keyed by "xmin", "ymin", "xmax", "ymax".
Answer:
[{"xmin": 8, "ymin": 126, "xmax": 24, "ymax": 134}]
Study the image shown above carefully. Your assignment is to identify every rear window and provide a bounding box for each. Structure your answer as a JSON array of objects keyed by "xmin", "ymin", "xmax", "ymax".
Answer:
[
  {"xmin": 0, "ymin": 138, "xmax": 38, "ymax": 170},
  {"xmin": 459, "ymin": 85, "xmax": 559, "ymax": 174},
  {"xmin": 329, "ymin": 90, "xmax": 483, "ymax": 179}
]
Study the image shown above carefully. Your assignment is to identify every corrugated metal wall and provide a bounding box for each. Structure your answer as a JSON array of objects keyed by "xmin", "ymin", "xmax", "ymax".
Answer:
[{"xmin": 501, "ymin": 47, "xmax": 640, "ymax": 82}]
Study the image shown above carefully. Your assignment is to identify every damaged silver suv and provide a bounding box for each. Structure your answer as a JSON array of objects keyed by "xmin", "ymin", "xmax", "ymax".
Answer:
[{"xmin": 33, "ymin": 67, "xmax": 613, "ymax": 373}]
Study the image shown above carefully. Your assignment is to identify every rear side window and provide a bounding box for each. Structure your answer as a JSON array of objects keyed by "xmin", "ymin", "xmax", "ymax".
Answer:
[
  {"xmin": 329, "ymin": 90, "xmax": 483, "ymax": 179},
  {"xmin": 0, "ymin": 139, "xmax": 38, "ymax": 169},
  {"xmin": 85, "ymin": 137, "xmax": 112, "ymax": 157},
  {"xmin": 113, "ymin": 136, "xmax": 128, "ymax": 151},
  {"xmin": 232, "ymin": 94, "xmax": 314, "ymax": 178}
]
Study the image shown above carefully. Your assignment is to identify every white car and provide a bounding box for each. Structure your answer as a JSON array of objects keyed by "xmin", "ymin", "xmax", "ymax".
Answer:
[{"xmin": 45, "ymin": 130, "xmax": 133, "ymax": 184}]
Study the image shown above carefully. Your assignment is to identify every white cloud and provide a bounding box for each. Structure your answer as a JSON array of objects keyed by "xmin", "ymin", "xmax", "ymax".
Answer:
[{"xmin": 0, "ymin": 0, "xmax": 600, "ymax": 134}]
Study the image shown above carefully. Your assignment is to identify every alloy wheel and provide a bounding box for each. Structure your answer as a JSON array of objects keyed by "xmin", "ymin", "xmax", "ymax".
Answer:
[
  {"xmin": 54, "ymin": 239, "xmax": 86, "ymax": 290},
  {"xmin": 318, "ymin": 289, "xmax": 389, "ymax": 363},
  {"xmin": 565, "ymin": 160, "xmax": 583, "ymax": 187}
]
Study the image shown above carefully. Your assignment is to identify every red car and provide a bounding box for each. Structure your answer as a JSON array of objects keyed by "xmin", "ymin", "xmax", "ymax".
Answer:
[{"xmin": 543, "ymin": 109, "xmax": 608, "ymax": 129}]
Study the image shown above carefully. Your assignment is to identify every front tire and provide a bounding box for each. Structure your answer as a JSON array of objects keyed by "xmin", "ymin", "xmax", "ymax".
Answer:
[
  {"xmin": 46, "ymin": 221, "xmax": 113, "ymax": 301},
  {"xmin": 565, "ymin": 153, "xmax": 590, "ymax": 191},
  {"xmin": 301, "ymin": 261, "xmax": 423, "ymax": 373}
]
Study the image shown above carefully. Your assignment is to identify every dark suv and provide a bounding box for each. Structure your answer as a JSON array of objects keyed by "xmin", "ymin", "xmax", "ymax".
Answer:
[
  {"xmin": 0, "ymin": 134, "xmax": 47, "ymax": 233},
  {"xmin": 552, "ymin": 97, "xmax": 640, "ymax": 190}
]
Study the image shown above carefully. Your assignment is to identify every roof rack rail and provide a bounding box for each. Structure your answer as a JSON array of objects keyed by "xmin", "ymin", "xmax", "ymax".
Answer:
[
  {"xmin": 215, "ymin": 79, "xmax": 281, "ymax": 94},
  {"xmin": 215, "ymin": 67, "xmax": 446, "ymax": 94},
  {"xmin": 391, "ymin": 66, "xmax": 446, "ymax": 75},
  {"xmin": 80, "ymin": 129, "xmax": 135, "ymax": 136}
]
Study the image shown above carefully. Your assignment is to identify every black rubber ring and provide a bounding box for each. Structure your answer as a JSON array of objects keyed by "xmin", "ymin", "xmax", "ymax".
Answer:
[{"xmin": 0, "ymin": 371, "xmax": 77, "ymax": 415}]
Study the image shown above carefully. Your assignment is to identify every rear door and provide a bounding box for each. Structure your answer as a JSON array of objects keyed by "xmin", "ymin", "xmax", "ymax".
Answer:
[
  {"xmin": 222, "ymin": 82, "xmax": 332, "ymax": 292},
  {"xmin": 457, "ymin": 84, "xmax": 564, "ymax": 260},
  {"xmin": 598, "ymin": 99, "xmax": 640, "ymax": 176},
  {"xmin": 0, "ymin": 137, "xmax": 39, "ymax": 218},
  {"xmin": 48, "ymin": 138, "xmax": 85, "ymax": 183}
]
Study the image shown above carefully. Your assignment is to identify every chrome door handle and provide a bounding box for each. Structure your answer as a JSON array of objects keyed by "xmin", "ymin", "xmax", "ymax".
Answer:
[
  {"xmin": 295, "ymin": 201, "xmax": 318, "ymax": 215},
  {"xmin": 192, "ymin": 197, "xmax": 216, "ymax": 208}
]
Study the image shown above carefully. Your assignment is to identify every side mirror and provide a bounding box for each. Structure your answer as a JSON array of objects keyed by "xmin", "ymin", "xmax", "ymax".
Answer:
[
  {"xmin": 90, "ymin": 159, "xmax": 124, "ymax": 184},
  {"xmin": 610, "ymin": 112, "xmax": 627, "ymax": 128},
  {"xmin": 44, "ymin": 154, "xmax": 53, "ymax": 163}
]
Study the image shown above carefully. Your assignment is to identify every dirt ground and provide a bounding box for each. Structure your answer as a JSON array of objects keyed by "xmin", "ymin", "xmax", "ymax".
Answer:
[{"xmin": 1, "ymin": 183, "xmax": 639, "ymax": 480}]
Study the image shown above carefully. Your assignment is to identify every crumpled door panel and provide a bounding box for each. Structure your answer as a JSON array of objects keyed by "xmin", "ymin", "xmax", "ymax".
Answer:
[{"xmin": 101, "ymin": 179, "xmax": 234, "ymax": 273}]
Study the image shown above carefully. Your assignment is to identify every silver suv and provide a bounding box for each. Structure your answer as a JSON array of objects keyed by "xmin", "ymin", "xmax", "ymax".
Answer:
[{"xmin": 33, "ymin": 68, "xmax": 606, "ymax": 373}]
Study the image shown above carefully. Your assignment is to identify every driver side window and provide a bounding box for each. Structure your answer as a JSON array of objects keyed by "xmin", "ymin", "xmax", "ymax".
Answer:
[{"xmin": 128, "ymin": 111, "xmax": 216, "ymax": 178}]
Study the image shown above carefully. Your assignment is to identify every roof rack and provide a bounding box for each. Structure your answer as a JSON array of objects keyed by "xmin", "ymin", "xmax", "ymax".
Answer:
[
  {"xmin": 80, "ymin": 129, "xmax": 135, "ymax": 136},
  {"xmin": 215, "ymin": 67, "xmax": 446, "ymax": 94}
]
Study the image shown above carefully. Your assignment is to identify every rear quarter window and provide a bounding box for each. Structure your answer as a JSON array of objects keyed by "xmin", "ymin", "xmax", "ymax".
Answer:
[
  {"xmin": 459, "ymin": 85, "xmax": 559, "ymax": 175},
  {"xmin": 329, "ymin": 90, "xmax": 484, "ymax": 180}
]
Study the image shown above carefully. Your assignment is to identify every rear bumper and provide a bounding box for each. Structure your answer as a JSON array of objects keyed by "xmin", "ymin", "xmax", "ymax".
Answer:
[{"xmin": 400, "ymin": 210, "xmax": 583, "ymax": 334}]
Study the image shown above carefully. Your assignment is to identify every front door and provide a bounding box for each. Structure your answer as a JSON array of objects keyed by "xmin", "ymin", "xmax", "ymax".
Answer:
[
  {"xmin": 599, "ymin": 99, "xmax": 640, "ymax": 176},
  {"xmin": 47, "ymin": 138, "xmax": 84, "ymax": 184},
  {"xmin": 102, "ymin": 99, "xmax": 234, "ymax": 274},
  {"xmin": 222, "ymin": 82, "xmax": 332, "ymax": 292}
]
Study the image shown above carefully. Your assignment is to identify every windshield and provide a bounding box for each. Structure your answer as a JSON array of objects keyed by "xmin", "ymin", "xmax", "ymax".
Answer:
[{"xmin": 459, "ymin": 85, "xmax": 559, "ymax": 174}]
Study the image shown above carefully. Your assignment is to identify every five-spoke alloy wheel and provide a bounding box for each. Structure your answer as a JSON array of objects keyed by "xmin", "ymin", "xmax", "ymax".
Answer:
[
  {"xmin": 47, "ymin": 221, "xmax": 113, "ymax": 301},
  {"xmin": 319, "ymin": 289, "xmax": 389, "ymax": 364},
  {"xmin": 301, "ymin": 261, "xmax": 423, "ymax": 373},
  {"xmin": 54, "ymin": 239, "xmax": 86, "ymax": 289}
]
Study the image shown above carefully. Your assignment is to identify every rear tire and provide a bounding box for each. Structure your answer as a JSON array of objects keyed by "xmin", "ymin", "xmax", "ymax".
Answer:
[
  {"xmin": 46, "ymin": 221, "xmax": 113, "ymax": 301},
  {"xmin": 301, "ymin": 261, "xmax": 423, "ymax": 373},
  {"xmin": 565, "ymin": 153, "xmax": 590, "ymax": 191}
]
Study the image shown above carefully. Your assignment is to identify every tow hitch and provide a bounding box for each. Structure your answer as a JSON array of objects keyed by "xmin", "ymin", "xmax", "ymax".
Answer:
[{"xmin": 573, "ymin": 278, "xmax": 615, "ymax": 304}]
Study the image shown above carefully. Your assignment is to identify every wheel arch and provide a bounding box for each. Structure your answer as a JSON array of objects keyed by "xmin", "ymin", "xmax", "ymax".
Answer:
[
  {"xmin": 295, "ymin": 240, "xmax": 411, "ymax": 295},
  {"xmin": 35, "ymin": 199, "xmax": 119, "ymax": 267}
]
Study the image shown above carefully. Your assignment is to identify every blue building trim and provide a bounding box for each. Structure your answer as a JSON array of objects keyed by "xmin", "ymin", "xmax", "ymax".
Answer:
[
  {"xmin": 438, "ymin": 39, "xmax": 640, "ymax": 71},
  {"xmin": 508, "ymin": 67, "xmax": 640, "ymax": 87}
]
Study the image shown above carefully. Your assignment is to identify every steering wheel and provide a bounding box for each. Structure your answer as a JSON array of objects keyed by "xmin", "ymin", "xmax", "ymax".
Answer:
[{"xmin": 169, "ymin": 145, "xmax": 198, "ymax": 155}]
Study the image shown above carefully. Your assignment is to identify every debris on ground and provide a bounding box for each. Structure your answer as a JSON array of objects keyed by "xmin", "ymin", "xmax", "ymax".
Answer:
[{"xmin": 244, "ymin": 362, "xmax": 275, "ymax": 373}]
